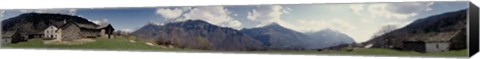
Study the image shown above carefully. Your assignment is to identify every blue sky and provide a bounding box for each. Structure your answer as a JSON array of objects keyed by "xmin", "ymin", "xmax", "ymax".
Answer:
[{"xmin": 0, "ymin": 1, "xmax": 469, "ymax": 43}]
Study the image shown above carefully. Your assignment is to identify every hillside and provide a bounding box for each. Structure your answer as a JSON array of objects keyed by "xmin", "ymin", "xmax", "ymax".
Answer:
[
  {"xmin": 240, "ymin": 23, "xmax": 311, "ymax": 50},
  {"xmin": 131, "ymin": 20, "xmax": 266, "ymax": 51},
  {"xmin": 364, "ymin": 9, "xmax": 467, "ymax": 50},
  {"xmin": 1, "ymin": 13, "xmax": 100, "ymax": 43},
  {"xmin": 2, "ymin": 13, "xmax": 98, "ymax": 32},
  {"xmin": 304, "ymin": 29, "xmax": 355, "ymax": 49}
]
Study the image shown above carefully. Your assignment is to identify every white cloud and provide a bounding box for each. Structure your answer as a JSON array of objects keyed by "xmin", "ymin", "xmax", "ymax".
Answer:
[
  {"xmin": 147, "ymin": 21, "xmax": 163, "ymax": 26},
  {"xmin": 293, "ymin": 19, "xmax": 356, "ymax": 33},
  {"xmin": 245, "ymin": 5, "xmax": 355, "ymax": 33},
  {"xmin": 349, "ymin": 2, "xmax": 434, "ymax": 20},
  {"xmin": 121, "ymin": 29, "xmax": 133, "ymax": 32},
  {"xmin": 233, "ymin": 13, "xmax": 238, "ymax": 16},
  {"xmin": 346, "ymin": 3, "xmax": 434, "ymax": 42},
  {"xmin": 226, "ymin": 20, "xmax": 241, "ymax": 28},
  {"xmin": 349, "ymin": 4, "xmax": 365, "ymax": 15},
  {"xmin": 156, "ymin": 8, "xmax": 187, "ymax": 19},
  {"xmin": 0, "ymin": 10, "xmax": 4, "ymax": 18},
  {"xmin": 387, "ymin": 2, "xmax": 434, "ymax": 14},
  {"xmin": 19, "ymin": 9, "xmax": 77, "ymax": 15},
  {"xmin": 247, "ymin": 5, "xmax": 286, "ymax": 27},
  {"xmin": 156, "ymin": 6, "xmax": 243, "ymax": 29},
  {"xmin": 92, "ymin": 18, "xmax": 109, "ymax": 26}
]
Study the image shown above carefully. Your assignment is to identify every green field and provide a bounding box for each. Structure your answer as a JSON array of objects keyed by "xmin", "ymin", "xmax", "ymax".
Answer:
[
  {"xmin": 3, "ymin": 36, "xmax": 468, "ymax": 57},
  {"xmin": 3, "ymin": 36, "xmax": 194, "ymax": 51},
  {"xmin": 258, "ymin": 48, "xmax": 467, "ymax": 57}
]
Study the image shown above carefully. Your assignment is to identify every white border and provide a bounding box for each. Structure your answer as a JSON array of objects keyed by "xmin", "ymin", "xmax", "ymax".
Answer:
[
  {"xmin": 0, "ymin": 0, "xmax": 466, "ymax": 9},
  {"xmin": 0, "ymin": 0, "xmax": 478, "ymax": 59}
]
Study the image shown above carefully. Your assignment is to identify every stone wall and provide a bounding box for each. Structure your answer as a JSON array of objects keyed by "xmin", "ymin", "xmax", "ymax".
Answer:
[
  {"xmin": 425, "ymin": 42, "xmax": 450, "ymax": 52},
  {"xmin": 61, "ymin": 24, "xmax": 81, "ymax": 41},
  {"xmin": 80, "ymin": 29, "xmax": 101, "ymax": 38}
]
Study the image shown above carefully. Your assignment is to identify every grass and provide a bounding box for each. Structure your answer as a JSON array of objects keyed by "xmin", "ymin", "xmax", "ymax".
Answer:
[
  {"xmin": 2, "ymin": 37, "xmax": 468, "ymax": 57},
  {"xmin": 258, "ymin": 48, "xmax": 468, "ymax": 57},
  {"xmin": 3, "ymin": 36, "xmax": 195, "ymax": 51}
]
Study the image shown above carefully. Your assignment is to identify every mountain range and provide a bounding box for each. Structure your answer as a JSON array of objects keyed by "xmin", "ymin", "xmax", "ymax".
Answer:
[
  {"xmin": 2, "ymin": 13, "xmax": 358, "ymax": 51},
  {"xmin": 132, "ymin": 20, "xmax": 356, "ymax": 50},
  {"xmin": 132, "ymin": 20, "xmax": 267, "ymax": 51},
  {"xmin": 304, "ymin": 29, "xmax": 355, "ymax": 49},
  {"xmin": 240, "ymin": 23, "xmax": 311, "ymax": 50}
]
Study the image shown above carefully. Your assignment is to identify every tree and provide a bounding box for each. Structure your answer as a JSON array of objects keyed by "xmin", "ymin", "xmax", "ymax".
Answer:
[{"xmin": 373, "ymin": 25, "xmax": 399, "ymax": 37}]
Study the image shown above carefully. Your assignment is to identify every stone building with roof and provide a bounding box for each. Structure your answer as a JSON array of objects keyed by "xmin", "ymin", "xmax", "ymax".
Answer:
[
  {"xmin": 54, "ymin": 21, "xmax": 115, "ymax": 41},
  {"xmin": 43, "ymin": 25, "xmax": 59, "ymax": 39},
  {"xmin": 402, "ymin": 31, "xmax": 462, "ymax": 53},
  {"xmin": 1, "ymin": 30, "xmax": 26, "ymax": 44},
  {"xmin": 2, "ymin": 20, "xmax": 115, "ymax": 42}
]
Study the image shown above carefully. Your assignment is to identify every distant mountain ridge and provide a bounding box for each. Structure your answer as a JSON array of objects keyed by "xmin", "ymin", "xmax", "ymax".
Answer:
[
  {"xmin": 240, "ymin": 23, "xmax": 312, "ymax": 50},
  {"xmin": 132, "ymin": 20, "xmax": 357, "ymax": 50},
  {"xmin": 305, "ymin": 29, "xmax": 355, "ymax": 49},
  {"xmin": 132, "ymin": 20, "xmax": 266, "ymax": 51}
]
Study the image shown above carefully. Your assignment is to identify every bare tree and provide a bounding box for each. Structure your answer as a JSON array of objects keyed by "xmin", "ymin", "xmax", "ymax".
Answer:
[{"xmin": 373, "ymin": 25, "xmax": 399, "ymax": 37}]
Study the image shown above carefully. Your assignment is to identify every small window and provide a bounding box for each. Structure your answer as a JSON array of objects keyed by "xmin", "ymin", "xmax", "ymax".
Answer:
[{"xmin": 436, "ymin": 44, "xmax": 439, "ymax": 48}]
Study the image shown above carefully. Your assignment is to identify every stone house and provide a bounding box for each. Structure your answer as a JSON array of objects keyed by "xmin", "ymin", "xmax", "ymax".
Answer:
[
  {"xmin": 1, "ymin": 31, "xmax": 26, "ymax": 44},
  {"xmin": 402, "ymin": 31, "xmax": 461, "ymax": 53},
  {"xmin": 57, "ymin": 21, "xmax": 82, "ymax": 41},
  {"xmin": 43, "ymin": 25, "xmax": 59, "ymax": 39},
  {"xmin": 402, "ymin": 41, "xmax": 450, "ymax": 53},
  {"xmin": 2, "ymin": 20, "xmax": 115, "ymax": 42},
  {"xmin": 53, "ymin": 21, "xmax": 115, "ymax": 41}
]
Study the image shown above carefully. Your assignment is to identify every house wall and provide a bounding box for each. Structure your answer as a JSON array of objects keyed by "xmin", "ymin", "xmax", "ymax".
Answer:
[
  {"xmin": 425, "ymin": 42, "xmax": 450, "ymax": 52},
  {"xmin": 100, "ymin": 29, "xmax": 106, "ymax": 38},
  {"xmin": 9, "ymin": 33, "xmax": 26, "ymax": 43},
  {"xmin": 44, "ymin": 26, "xmax": 58, "ymax": 39},
  {"xmin": 403, "ymin": 42, "xmax": 426, "ymax": 52},
  {"xmin": 1, "ymin": 38, "xmax": 11, "ymax": 45},
  {"xmin": 57, "ymin": 29, "xmax": 62, "ymax": 41},
  {"xmin": 80, "ymin": 29, "xmax": 101, "ymax": 38},
  {"xmin": 61, "ymin": 25, "xmax": 81, "ymax": 41},
  {"xmin": 0, "ymin": 38, "xmax": 3, "ymax": 45}
]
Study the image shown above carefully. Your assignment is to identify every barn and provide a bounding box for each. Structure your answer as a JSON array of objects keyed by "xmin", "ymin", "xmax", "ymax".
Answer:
[
  {"xmin": 2, "ymin": 20, "xmax": 115, "ymax": 42},
  {"xmin": 1, "ymin": 31, "xmax": 26, "ymax": 44},
  {"xmin": 98, "ymin": 24, "xmax": 114, "ymax": 39},
  {"xmin": 402, "ymin": 41, "xmax": 450, "ymax": 53},
  {"xmin": 53, "ymin": 21, "xmax": 115, "ymax": 41},
  {"xmin": 402, "ymin": 31, "xmax": 461, "ymax": 53},
  {"xmin": 57, "ymin": 21, "xmax": 82, "ymax": 41}
]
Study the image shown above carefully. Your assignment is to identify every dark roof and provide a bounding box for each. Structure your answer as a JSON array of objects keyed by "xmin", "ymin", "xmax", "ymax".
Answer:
[
  {"xmin": 403, "ymin": 31, "xmax": 462, "ymax": 42},
  {"xmin": 59, "ymin": 21, "xmax": 80, "ymax": 30},
  {"xmin": 57, "ymin": 21, "xmax": 106, "ymax": 30},
  {"xmin": 2, "ymin": 31, "xmax": 18, "ymax": 37},
  {"xmin": 42, "ymin": 25, "xmax": 60, "ymax": 31},
  {"xmin": 77, "ymin": 24, "xmax": 98, "ymax": 29},
  {"xmin": 97, "ymin": 24, "xmax": 114, "ymax": 30}
]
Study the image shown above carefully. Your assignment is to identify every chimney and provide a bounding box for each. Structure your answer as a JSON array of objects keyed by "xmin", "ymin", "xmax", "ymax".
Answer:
[{"xmin": 63, "ymin": 19, "xmax": 67, "ymax": 24}]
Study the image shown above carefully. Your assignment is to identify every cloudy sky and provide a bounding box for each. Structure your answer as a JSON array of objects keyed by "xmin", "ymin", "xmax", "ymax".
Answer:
[{"xmin": 0, "ymin": 1, "xmax": 468, "ymax": 43}]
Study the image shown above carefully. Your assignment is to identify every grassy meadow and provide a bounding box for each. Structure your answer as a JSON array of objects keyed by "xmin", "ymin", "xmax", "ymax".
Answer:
[
  {"xmin": 2, "ymin": 36, "xmax": 193, "ymax": 51},
  {"xmin": 259, "ymin": 48, "xmax": 467, "ymax": 57},
  {"xmin": 2, "ymin": 36, "xmax": 468, "ymax": 57}
]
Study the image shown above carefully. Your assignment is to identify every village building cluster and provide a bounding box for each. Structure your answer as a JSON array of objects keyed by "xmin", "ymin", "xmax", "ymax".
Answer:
[{"xmin": 1, "ymin": 20, "xmax": 114, "ymax": 45}]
